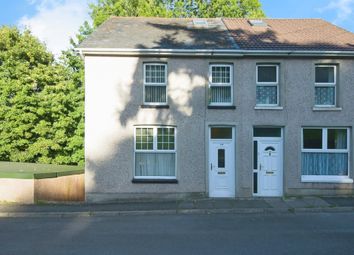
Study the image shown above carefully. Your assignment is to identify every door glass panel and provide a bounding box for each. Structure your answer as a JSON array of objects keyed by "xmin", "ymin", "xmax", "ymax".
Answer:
[
  {"xmin": 253, "ymin": 141, "xmax": 258, "ymax": 170},
  {"xmin": 211, "ymin": 127, "xmax": 232, "ymax": 139},
  {"xmin": 253, "ymin": 172, "xmax": 258, "ymax": 194},
  {"xmin": 254, "ymin": 128, "xmax": 281, "ymax": 137},
  {"xmin": 218, "ymin": 149, "xmax": 225, "ymax": 168}
]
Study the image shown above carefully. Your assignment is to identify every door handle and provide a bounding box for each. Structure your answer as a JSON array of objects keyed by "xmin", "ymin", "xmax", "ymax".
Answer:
[
  {"xmin": 210, "ymin": 163, "xmax": 213, "ymax": 171},
  {"xmin": 259, "ymin": 163, "xmax": 262, "ymax": 171}
]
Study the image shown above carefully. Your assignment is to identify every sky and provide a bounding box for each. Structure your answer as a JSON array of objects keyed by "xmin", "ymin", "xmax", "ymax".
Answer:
[{"xmin": 0, "ymin": 0, "xmax": 353, "ymax": 56}]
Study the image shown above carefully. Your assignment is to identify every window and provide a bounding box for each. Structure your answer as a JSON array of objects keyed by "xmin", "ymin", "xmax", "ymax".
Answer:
[
  {"xmin": 301, "ymin": 128, "xmax": 351, "ymax": 183},
  {"xmin": 211, "ymin": 127, "xmax": 232, "ymax": 139},
  {"xmin": 209, "ymin": 64, "xmax": 233, "ymax": 105},
  {"xmin": 144, "ymin": 63, "xmax": 167, "ymax": 105},
  {"xmin": 315, "ymin": 65, "xmax": 336, "ymax": 107},
  {"xmin": 256, "ymin": 65, "xmax": 279, "ymax": 106},
  {"xmin": 135, "ymin": 126, "xmax": 176, "ymax": 178}
]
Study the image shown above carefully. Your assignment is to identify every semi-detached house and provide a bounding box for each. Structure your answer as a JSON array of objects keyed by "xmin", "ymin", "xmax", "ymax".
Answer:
[{"xmin": 77, "ymin": 17, "xmax": 354, "ymax": 201}]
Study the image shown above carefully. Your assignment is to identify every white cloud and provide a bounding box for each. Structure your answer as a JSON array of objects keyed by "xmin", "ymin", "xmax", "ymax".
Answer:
[
  {"xmin": 18, "ymin": 0, "xmax": 91, "ymax": 56},
  {"xmin": 318, "ymin": 0, "xmax": 354, "ymax": 24}
]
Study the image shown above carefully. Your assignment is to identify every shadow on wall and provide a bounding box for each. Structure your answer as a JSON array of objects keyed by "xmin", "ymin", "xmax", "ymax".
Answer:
[{"xmin": 85, "ymin": 22, "xmax": 212, "ymax": 194}]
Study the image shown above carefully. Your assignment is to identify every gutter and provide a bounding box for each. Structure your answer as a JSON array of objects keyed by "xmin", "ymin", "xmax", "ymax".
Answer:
[{"xmin": 76, "ymin": 48, "xmax": 354, "ymax": 57}]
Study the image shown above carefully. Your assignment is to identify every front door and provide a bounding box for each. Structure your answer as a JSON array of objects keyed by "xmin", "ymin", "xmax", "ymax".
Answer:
[
  {"xmin": 209, "ymin": 127, "xmax": 235, "ymax": 198},
  {"xmin": 257, "ymin": 139, "xmax": 283, "ymax": 196}
]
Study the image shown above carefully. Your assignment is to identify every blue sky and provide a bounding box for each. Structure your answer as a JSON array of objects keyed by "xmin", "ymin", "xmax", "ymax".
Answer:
[{"xmin": 0, "ymin": 0, "xmax": 353, "ymax": 55}]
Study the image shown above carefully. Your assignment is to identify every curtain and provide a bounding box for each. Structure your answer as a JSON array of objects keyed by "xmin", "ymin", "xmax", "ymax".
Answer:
[
  {"xmin": 256, "ymin": 86, "xmax": 277, "ymax": 104},
  {"xmin": 145, "ymin": 86, "xmax": 166, "ymax": 103},
  {"xmin": 315, "ymin": 87, "xmax": 335, "ymax": 105},
  {"xmin": 135, "ymin": 152, "xmax": 175, "ymax": 177},
  {"xmin": 210, "ymin": 86, "xmax": 231, "ymax": 103},
  {"xmin": 302, "ymin": 152, "xmax": 348, "ymax": 176}
]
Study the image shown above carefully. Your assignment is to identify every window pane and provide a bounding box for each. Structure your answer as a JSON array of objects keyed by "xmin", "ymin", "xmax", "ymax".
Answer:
[
  {"xmin": 145, "ymin": 85, "xmax": 167, "ymax": 103},
  {"xmin": 135, "ymin": 152, "xmax": 175, "ymax": 177},
  {"xmin": 145, "ymin": 64, "xmax": 166, "ymax": 84},
  {"xmin": 315, "ymin": 87, "xmax": 335, "ymax": 106},
  {"xmin": 218, "ymin": 149, "xmax": 225, "ymax": 168},
  {"xmin": 211, "ymin": 127, "xmax": 232, "ymax": 139},
  {"xmin": 254, "ymin": 128, "xmax": 281, "ymax": 137},
  {"xmin": 302, "ymin": 152, "xmax": 348, "ymax": 175},
  {"xmin": 253, "ymin": 141, "xmax": 258, "ymax": 169},
  {"xmin": 315, "ymin": 66, "xmax": 334, "ymax": 83},
  {"xmin": 257, "ymin": 66, "xmax": 277, "ymax": 83},
  {"xmin": 256, "ymin": 86, "xmax": 277, "ymax": 105},
  {"xmin": 211, "ymin": 66, "xmax": 231, "ymax": 83},
  {"xmin": 157, "ymin": 127, "xmax": 175, "ymax": 150},
  {"xmin": 210, "ymin": 86, "xmax": 231, "ymax": 103},
  {"xmin": 303, "ymin": 129, "xmax": 322, "ymax": 149},
  {"xmin": 328, "ymin": 129, "xmax": 347, "ymax": 149},
  {"xmin": 136, "ymin": 128, "xmax": 153, "ymax": 150},
  {"xmin": 253, "ymin": 172, "xmax": 258, "ymax": 194}
]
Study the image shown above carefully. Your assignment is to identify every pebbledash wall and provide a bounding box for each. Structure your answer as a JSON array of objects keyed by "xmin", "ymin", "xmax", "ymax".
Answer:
[{"xmin": 84, "ymin": 55, "xmax": 354, "ymax": 201}]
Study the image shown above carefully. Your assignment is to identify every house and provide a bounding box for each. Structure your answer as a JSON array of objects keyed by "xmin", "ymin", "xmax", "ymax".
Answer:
[{"xmin": 77, "ymin": 17, "xmax": 354, "ymax": 201}]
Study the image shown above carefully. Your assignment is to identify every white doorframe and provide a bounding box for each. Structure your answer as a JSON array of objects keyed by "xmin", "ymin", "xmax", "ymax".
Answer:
[
  {"xmin": 208, "ymin": 126, "xmax": 235, "ymax": 198},
  {"xmin": 253, "ymin": 130, "xmax": 283, "ymax": 197}
]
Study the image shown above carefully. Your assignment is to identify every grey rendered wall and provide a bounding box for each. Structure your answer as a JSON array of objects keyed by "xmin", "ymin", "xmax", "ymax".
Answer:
[{"xmin": 85, "ymin": 55, "xmax": 354, "ymax": 200}]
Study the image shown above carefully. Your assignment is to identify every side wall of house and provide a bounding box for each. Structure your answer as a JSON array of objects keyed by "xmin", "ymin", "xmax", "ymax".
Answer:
[{"xmin": 85, "ymin": 56, "xmax": 354, "ymax": 200}]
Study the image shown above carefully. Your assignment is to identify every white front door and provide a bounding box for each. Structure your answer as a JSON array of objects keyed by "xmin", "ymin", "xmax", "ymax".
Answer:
[
  {"xmin": 257, "ymin": 139, "xmax": 283, "ymax": 196},
  {"xmin": 209, "ymin": 127, "xmax": 235, "ymax": 198}
]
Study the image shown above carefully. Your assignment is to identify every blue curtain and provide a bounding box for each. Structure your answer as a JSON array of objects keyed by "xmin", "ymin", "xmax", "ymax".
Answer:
[
  {"xmin": 135, "ymin": 152, "xmax": 175, "ymax": 177},
  {"xmin": 302, "ymin": 152, "xmax": 348, "ymax": 176}
]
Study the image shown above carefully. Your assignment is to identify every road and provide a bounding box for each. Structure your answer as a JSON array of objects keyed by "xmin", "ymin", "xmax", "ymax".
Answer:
[{"xmin": 0, "ymin": 212, "xmax": 353, "ymax": 255}]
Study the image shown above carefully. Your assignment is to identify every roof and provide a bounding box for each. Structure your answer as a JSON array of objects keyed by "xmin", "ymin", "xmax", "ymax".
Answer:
[
  {"xmin": 223, "ymin": 18, "xmax": 354, "ymax": 51},
  {"xmin": 79, "ymin": 17, "xmax": 237, "ymax": 50},
  {"xmin": 78, "ymin": 17, "xmax": 354, "ymax": 54}
]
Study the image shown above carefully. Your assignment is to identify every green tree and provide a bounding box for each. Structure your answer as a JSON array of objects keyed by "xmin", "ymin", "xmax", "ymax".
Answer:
[
  {"xmin": 89, "ymin": 0, "xmax": 265, "ymax": 27},
  {"xmin": 0, "ymin": 26, "xmax": 84, "ymax": 165}
]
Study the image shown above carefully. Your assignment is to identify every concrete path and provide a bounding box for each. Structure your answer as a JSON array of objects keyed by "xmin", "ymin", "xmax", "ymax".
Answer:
[{"xmin": 0, "ymin": 196, "xmax": 353, "ymax": 217}]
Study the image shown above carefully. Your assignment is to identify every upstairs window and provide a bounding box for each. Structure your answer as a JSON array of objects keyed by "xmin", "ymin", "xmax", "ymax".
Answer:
[
  {"xmin": 209, "ymin": 64, "xmax": 233, "ymax": 105},
  {"xmin": 256, "ymin": 65, "xmax": 279, "ymax": 106},
  {"xmin": 315, "ymin": 65, "xmax": 336, "ymax": 107},
  {"xmin": 144, "ymin": 63, "xmax": 167, "ymax": 105}
]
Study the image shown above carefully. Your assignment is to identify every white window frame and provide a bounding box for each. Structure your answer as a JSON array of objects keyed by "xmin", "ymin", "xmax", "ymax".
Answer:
[
  {"xmin": 314, "ymin": 65, "xmax": 336, "ymax": 107},
  {"xmin": 256, "ymin": 64, "xmax": 279, "ymax": 107},
  {"xmin": 134, "ymin": 126, "xmax": 177, "ymax": 179},
  {"xmin": 143, "ymin": 63, "xmax": 168, "ymax": 105},
  {"xmin": 208, "ymin": 64, "xmax": 233, "ymax": 106},
  {"xmin": 301, "ymin": 127, "xmax": 352, "ymax": 183}
]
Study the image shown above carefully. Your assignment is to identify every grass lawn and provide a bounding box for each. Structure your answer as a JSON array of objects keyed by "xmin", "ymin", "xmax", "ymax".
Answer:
[{"xmin": 0, "ymin": 161, "xmax": 84, "ymax": 179}]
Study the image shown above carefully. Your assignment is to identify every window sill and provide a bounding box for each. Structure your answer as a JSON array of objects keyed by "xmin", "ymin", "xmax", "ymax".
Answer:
[
  {"xmin": 208, "ymin": 105, "xmax": 236, "ymax": 109},
  {"xmin": 132, "ymin": 178, "xmax": 178, "ymax": 184},
  {"xmin": 301, "ymin": 176, "xmax": 353, "ymax": 184},
  {"xmin": 254, "ymin": 106, "xmax": 283, "ymax": 110},
  {"xmin": 140, "ymin": 105, "xmax": 169, "ymax": 109},
  {"xmin": 312, "ymin": 107, "xmax": 342, "ymax": 111}
]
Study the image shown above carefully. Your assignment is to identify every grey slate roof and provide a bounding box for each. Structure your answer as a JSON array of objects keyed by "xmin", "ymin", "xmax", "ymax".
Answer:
[
  {"xmin": 78, "ymin": 17, "xmax": 354, "ymax": 52},
  {"xmin": 78, "ymin": 17, "xmax": 238, "ymax": 50}
]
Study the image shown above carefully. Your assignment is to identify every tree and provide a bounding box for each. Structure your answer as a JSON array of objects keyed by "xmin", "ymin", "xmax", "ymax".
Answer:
[
  {"xmin": 0, "ymin": 26, "xmax": 84, "ymax": 165},
  {"xmin": 89, "ymin": 0, "xmax": 265, "ymax": 27}
]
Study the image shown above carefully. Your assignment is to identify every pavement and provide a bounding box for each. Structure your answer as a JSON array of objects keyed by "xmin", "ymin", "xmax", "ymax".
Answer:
[{"xmin": 0, "ymin": 196, "xmax": 353, "ymax": 217}]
